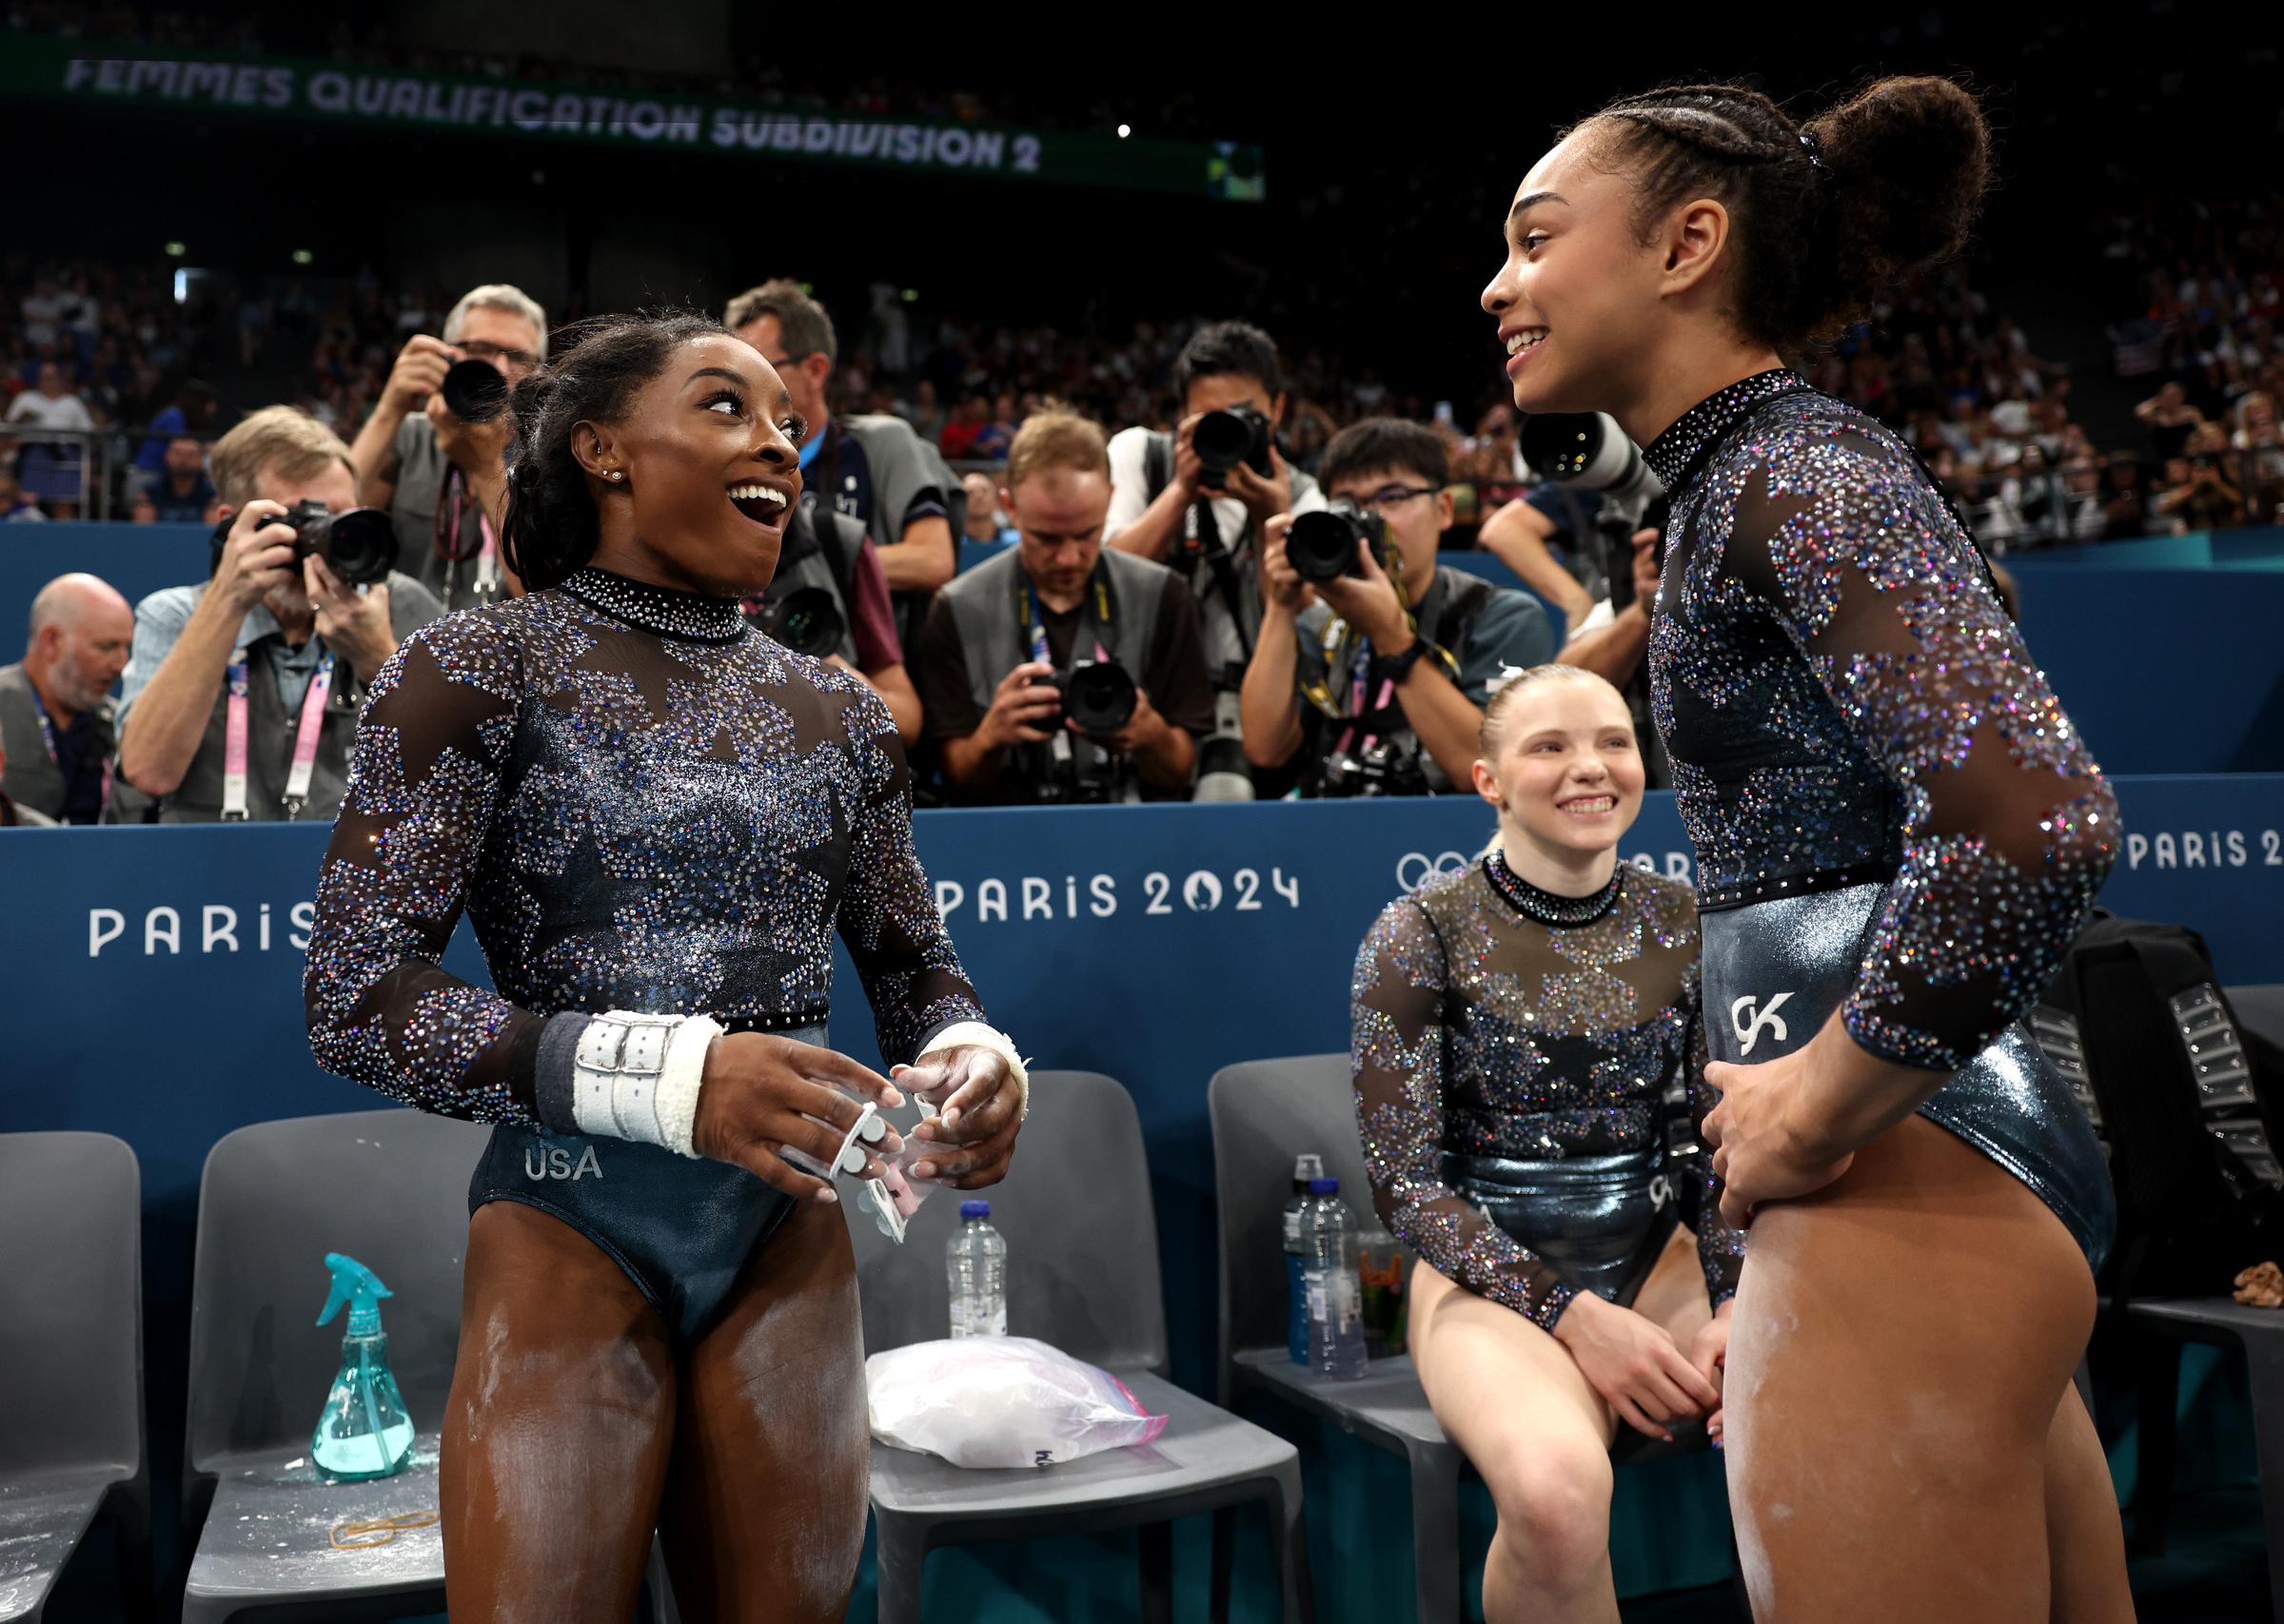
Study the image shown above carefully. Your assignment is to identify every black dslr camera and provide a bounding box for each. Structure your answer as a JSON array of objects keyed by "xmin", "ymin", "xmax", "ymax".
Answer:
[
  {"xmin": 1191, "ymin": 403, "xmax": 1274, "ymax": 489},
  {"xmin": 439, "ymin": 358, "xmax": 511, "ymax": 424},
  {"xmin": 757, "ymin": 586, "xmax": 845, "ymax": 658},
  {"xmin": 211, "ymin": 499, "xmax": 398, "ymax": 587},
  {"xmin": 1035, "ymin": 659, "xmax": 1138, "ymax": 736},
  {"xmin": 1311, "ymin": 736, "xmax": 1430, "ymax": 799},
  {"xmin": 1285, "ymin": 499, "xmax": 1387, "ymax": 584}
]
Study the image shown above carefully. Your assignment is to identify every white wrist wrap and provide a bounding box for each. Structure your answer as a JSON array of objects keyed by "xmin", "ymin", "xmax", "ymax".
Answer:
[
  {"xmin": 573, "ymin": 1011, "xmax": 719, "ymax": 1157},
  {"xmin": 917, "ymin": 1021, "xmax": 1032, "ymax": 1120}
]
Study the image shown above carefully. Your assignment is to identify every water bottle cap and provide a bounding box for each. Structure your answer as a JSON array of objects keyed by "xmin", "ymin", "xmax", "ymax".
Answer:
[
  {"xmin": 960, "ymin": 1200, "xmax": 991, "ymax": 1218},
  {"xmin": 1308, "ymin": 1177, "xmax": 1339, "ymax": 1195}
]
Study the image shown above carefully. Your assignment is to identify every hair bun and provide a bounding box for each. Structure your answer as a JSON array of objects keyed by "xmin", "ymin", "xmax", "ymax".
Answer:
[{"xmin": 1809, "ymin": 76, "xmax": 1992, "ymax": 291}]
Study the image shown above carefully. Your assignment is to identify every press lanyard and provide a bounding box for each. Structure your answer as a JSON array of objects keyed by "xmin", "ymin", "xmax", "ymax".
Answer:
[
  {"xmin": 223, "ymin": 645, "xmax": 335, "ymax": 821},
  {"xmin": 30, "ymin": 683, "xmax": 109, "ymax": 814},
  {"xmin": 1018, "ymin": 573, "xmax": 1113, "ymax": 773},
  {"xmin": 1297, "ymin": 558, "xmax": 1458, "ymax": 750}
]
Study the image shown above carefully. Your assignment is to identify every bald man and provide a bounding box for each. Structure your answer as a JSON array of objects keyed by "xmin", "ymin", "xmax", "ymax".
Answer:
[{"xmin": 0, "ymin": 573, "xmax": 134, "ymax": 823}]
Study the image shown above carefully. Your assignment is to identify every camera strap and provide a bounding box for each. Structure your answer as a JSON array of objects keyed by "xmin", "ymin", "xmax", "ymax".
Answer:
[
  {"xmin": 223, "ymin": 645, "xmax": 335, "ymax": 821},
  {"xmin": 1299, "ymin": 560, "xmax": 1460, "ymax": 748},
  {"xmin": 1018, "ymin": 571, "xmax": 1118, "ymax": 787},
  {"xmin": 435, "ymin": 465, "xmax": 501, "ymax": 597}
]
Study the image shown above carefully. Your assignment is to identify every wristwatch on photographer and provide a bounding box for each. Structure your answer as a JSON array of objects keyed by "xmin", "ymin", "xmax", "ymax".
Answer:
[{"xmin": 1369, "ymin": 635, "xmax": 1429, "ymax": 686}]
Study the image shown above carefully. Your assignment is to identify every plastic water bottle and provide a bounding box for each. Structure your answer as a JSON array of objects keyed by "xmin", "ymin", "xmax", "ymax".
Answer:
[
  {"xmin": 947, "ymin": 1200, "xmax": 1007, "ymax": 1339},
  {"xmin": 1303, "ymin": 1178, "xmax": 1368, "ymax": 1380},
  {"xmin": 1283, "ymin": 1153, "xmax": 1327, "ymax": 1365}
]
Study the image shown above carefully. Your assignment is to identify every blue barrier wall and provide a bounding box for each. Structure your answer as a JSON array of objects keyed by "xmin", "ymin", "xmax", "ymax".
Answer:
[
  {"xmin": 10, "ymin": 522, "xmax": 2281, "ymax": 773},
  {"xmin": 6, "ymin": 778, "xmax": 2283, "ymax": 1616}
]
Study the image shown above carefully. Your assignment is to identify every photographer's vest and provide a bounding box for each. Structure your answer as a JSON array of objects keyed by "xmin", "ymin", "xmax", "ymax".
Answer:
[
  {"xmin": 747, "ymin": 495, "xmax": 864, "ymax": 666},
  {"xmin": 939, "ymin": 548, "xmax": 1170, "ymax": 797},
  {"xmin": 159, "ymin": 579, "xmax": 428, "ymax": 824}
]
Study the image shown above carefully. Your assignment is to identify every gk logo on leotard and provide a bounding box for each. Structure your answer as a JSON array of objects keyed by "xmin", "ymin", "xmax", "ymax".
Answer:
[{"xmin": 1729, "ymin": 992, "xmax": 1795, "ymax": 1056}]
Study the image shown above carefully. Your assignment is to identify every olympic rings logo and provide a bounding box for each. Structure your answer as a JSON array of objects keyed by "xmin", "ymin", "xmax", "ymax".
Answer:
[{"xmin": 1394, "ymin": 851, "xmax": 1471, "ymax": 893}]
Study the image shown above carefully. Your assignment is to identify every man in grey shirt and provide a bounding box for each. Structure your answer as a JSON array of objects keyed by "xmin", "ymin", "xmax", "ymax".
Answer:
[
  {"xmin": 118, "ymin": 407, "xmax": 441, "ymax": 823},
  {"xmin": 0, "ymin": 572, "xmax": 132, "ymax": 823},
  {"xmin": 348, "ymin": 284, "xmax": 545, "ymax": 611}
]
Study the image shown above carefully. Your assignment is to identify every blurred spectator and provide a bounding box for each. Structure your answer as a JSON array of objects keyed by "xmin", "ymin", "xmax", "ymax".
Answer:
[
  {"xmin": 2102, "ymin": 456, "xmax": 2152, "ymax": 539},
  {"xmin": 726, "ymin": 280, "xmax": 961, "ymax": 644},
  {"xmin": 349, "ymin": 283, "xmax": 545, "ymax": 611},
  {"xmin": 2136, "ymin": 381, "xmax": 2207, "ymax": 462},
  {"xmin": 960, "ymin": 471, "xmax": 1017, "ymax": 546},
  {"xmin": 116, "ymin": 407, "xmax": 443, "ymax": 823},
  {"xmin": 2234, "ymin": 391, "xmax": 2284, "ymax": 523},
  {"xmin": 919, "ymin": 408, "xmax": 1212, "ymax": 805},
  {"xmin": 134, "ymin": 380, "xmax": 219, "ymax": 487},
  {"xmin": 5, "ymin": 362, "xmax": 95, "ymax": 518},
  {"xmin": 938, "ymin": 394, "xmax": 991, "ymax": 460},
  {"xmin": 2154, "ymin": 447, "xmax": 2246, "ymax": 532},
  {"xmin": 0, "ymin": 469, "xmax": 47, "ymax": 522},
  {"xmin": 1240, "ymin": 418, "xmax": 1553, "ymax": 796},
  {"xmin": 134, "ymin": 437, "xmax": 217, "ymax": 524},
  {"xmin": 969, "ymin": 394, "xmax": 1019, "ymax": 462},
  {"xmin": 0, "ymin": 573, "xmax": 133, "ymax": 824}
]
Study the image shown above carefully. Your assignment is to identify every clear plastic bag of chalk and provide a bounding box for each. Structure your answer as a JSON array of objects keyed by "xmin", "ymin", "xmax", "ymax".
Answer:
[{"xmin": 865, "ymin": 1336, "xmax": 1169, "ymax": 1469}]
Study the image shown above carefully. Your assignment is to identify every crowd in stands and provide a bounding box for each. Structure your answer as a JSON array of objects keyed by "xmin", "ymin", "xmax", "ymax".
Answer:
[{"xmin": 2102, "ymin": 188, "xmax": 2284, "ymax": 534}]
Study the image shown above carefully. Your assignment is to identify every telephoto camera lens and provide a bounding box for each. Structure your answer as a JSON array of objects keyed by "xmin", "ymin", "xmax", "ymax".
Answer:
[
  {"xmin": 440, "ymin": 358, "xmax": 511, "ymax": 424},
  {"xmin": 764, "ymin": 586, "xmax": 845, "ymax": 657},
  {"xmin": 1191, "ymin": 403, "xmax": 1272, "ymax": 485},
  {"xmin": 306, "ymin": 506, "xmax": 400, "ymax": 586},
  {"xmin": 1286, "ymin": 501, "xmax": 1384, "ymax": 585},
  {"xmin": 1518, "ymin": 412, "xmax": 1664, "ymax": 512},
  {"xmin": 1057, "ymin": 659, "xmax": 1139, "ymax": 736}
]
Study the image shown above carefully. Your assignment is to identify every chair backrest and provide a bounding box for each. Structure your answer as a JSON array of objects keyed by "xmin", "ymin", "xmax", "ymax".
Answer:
[
  {"xmin": 843, "ymin": 1070, "xmax": 1168, "ymax": 1374},
  {"xmin": 0, "ymin": 1131, "xmax": 143, "ymax": 1477},
  {"xmin": 1207, "ymin": 1054, "xmax": 1371, "ymax": 1395},
  {"xmin": 187, "ymin": 1108, "xmax": 490, "ymax": 1474}
]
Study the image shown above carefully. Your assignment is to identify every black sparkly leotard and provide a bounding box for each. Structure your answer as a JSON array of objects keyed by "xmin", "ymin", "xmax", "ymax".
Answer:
[
  {"xmin": 1646, "ymin": 371, "xmax": 2117, "ymax": 1264},
  {"xmin": 1351, "ymin": 854, "xmax": 1745, "ymax": 1331},
  {"xmin": 304, "ymin": 568, "xmax": 985, "ymax": 1340}
]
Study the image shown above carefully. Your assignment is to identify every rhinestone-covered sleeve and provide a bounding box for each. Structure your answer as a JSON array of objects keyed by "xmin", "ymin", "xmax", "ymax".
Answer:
[
  {"xmin": 831, "ymin": 682, "xmax": 987, "ymax": 1065},
  {"xmin": 1685, "ymin": 998, "xmax": 1746, "ymax": 1305},
  {"xmin": 304, "ymin": 616, "xmax": 548, "ymax": 1124},
  {"xmin": 1351, "ymin": 896, "xmax": 1578, "ymax": 1330},
  {"xmin": 1723, "ymin": 423, "xmax": 2119, "ymax": 1067}
]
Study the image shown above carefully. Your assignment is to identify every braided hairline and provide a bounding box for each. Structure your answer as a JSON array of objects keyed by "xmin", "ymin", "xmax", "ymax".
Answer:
[{"xmin": 1601, "ymin": 87, "xmax": 1799, "ymax": 163}]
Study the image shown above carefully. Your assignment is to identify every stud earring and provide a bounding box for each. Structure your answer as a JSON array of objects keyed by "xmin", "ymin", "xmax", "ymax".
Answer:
[{"xmin": 606, "ymin": 470, "xmax": 623, "ymax": 482}]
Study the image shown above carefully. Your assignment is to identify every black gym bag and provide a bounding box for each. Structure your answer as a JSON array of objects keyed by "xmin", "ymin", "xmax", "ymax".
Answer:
[{"xmin": 2033, "ymin": 911, "xmax": 2284, "ymax": 1299}]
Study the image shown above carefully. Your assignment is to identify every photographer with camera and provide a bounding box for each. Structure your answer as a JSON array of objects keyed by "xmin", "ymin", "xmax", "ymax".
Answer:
[
  {"xmin": 116, "ymin": 407, "xmax": 441, "ymax": 823},
  {"xmin": 1242, "ymin": 418, "xmax": 1552, "ymax": 796},
  {"xmin": 348, "ymin": 284, "xmax": 546, "ymax": 610},
  {"xmin": 740, "ymin": 493, "xmax": 923, "ymax": 743},
  {"xmin": 726, "ymin": 281, "xmax": 961, "ymax": 646},
  {"xmin": 919, "ymin": 408, "xmax": 1212, "ymax": 805},
  {"xmin": 1106, "ymin": 322, "xmax": 1326, "ymax": 799}
]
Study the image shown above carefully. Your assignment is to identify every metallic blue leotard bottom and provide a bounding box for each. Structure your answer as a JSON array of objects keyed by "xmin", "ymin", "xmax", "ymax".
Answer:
[
  {"xmin": 1700, "ymin": 884, "xmax": 2113, "ymax": 1270},
  {"xmin": 1446, "ymin": 1146, "xmax": 1677, "ymax": 1308},
  {"xmin": 468, "ymin": 1022, "xmax": 825, "ymax": 1345}
]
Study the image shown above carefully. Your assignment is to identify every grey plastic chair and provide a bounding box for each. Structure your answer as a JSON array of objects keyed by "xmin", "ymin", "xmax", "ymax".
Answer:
[
  {"xmin": 1207, "ymin": 1054, "xmax": 1720, "ymax": 1624},
  {"xmin": 846, "ymin": 1069, "xmax": 1311, "ymax": 1624},
  {"xmin": 182, "ymin": 1105, "xmax": 681, "ymax": 1624},
  {"xmin": 0, "ymin": 1131, "xmax": 150, "ymax": 1624},
  {"xmin": 180, "ymin": 1107, "xmax": 488, "ymax": 1623}
]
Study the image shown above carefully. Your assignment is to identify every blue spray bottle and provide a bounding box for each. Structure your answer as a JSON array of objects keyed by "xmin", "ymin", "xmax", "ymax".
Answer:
[{"xmin": 311, "ymin": 1253, "xmax": 415, "ymax": 1481}]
